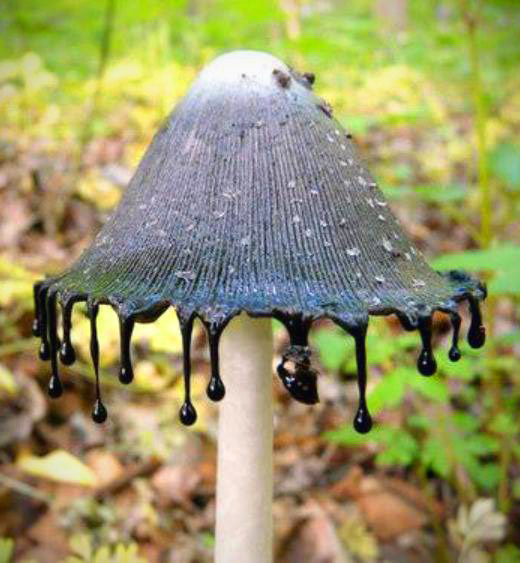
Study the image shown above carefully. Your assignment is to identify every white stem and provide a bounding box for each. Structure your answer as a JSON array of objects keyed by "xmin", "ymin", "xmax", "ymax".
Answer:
[{"xmin": 215, "ymin": 314, "xmax": 274, "ymax": 563}]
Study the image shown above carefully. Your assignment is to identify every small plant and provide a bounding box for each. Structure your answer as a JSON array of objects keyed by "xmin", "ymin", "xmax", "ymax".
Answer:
[
  {"xmin": 0, "ymin": 538, "xmax": 14, "ymax": 563},
  {"xmin": 65, "ymin": 534, "xmax": 145, "ymax": 563}
]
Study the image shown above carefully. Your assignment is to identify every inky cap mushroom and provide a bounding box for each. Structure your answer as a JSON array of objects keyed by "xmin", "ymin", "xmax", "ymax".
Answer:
[{"xmin": 33, "ymin": 50, "xmax": 486, "ymax": 432}]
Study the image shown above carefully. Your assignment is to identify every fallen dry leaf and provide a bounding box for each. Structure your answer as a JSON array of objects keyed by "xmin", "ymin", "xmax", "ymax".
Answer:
[
  {"xmin": 85, "ymin": 448, "xmax": 124, "ymax": 487},
  {"xmin": 329, "ymin": 465, "xmax": 364, "ymax": 499},
  {"xmin": 151, "ymin": 464, "xmax": 201, "ymax": 509},
  {"xmin": 26, "ymin": 509, "xmax": 69, "ymax": 556},
  {"xmin": 279, "ymin": 508, "xmax": 354, "ymax": 563},
  {"xmin": 355, "ymin": 476, "xmax": 435, "ymax": 541}
]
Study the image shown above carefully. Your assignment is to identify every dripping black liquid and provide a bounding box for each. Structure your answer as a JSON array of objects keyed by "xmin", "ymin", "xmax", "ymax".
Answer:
[{"xmin": 32, "ymin": 282, "xmax": 485, "ymax": 433}]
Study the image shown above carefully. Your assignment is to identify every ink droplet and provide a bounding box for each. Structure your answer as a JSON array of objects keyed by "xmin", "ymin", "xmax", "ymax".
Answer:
[
  {"xmin": 39, "ymin": 340, "xmax": 51, "ymax": 361},
  {"xmin": 448, "ymin": 312, "xmax": 461, "ymax": 362},
  {"xmin": 48, "ymin": 374, "xmax": 63, "ymax": 398},
  {"xmin": 59, "ymin": 300, "xmax": 76, "ymax": 365},
  {"xmin": 38, "ymin": 286, "xmax": 51, "ymax": 360},
  {"xmin": 207, "ymin": 375, "xmax": 225, "ymax": 401},
  {"xmin": 89, "ymin": 303, "xmax": 107, "ymax": 424},
  {"xmin": 352, "ymin": 325, "xmax": 372, "ymax": 434},
  {"xmin": 32, "ymin": 318, "xmax": 41, "ymax": 338},
  {"xmin": 417, "ymin": 349, "xmax": 437, "ymax": 376},
  {"xmin": 119, "ymin": 365, "xmax": 133, "ymax": 385},
  {"xmin": 180, "ymin": 401, "xmax": 197, "ymax": 425},
  {"xmin": 417, "ymin": 317, "xmax": 437, "ymax": 376},
  {"xmin": 449, "ymin": 346, "xmax": 461, "ymax": 362},
  {"xmin": 467, "ymin": 298, "xmax": 485, "ymax": 349},
  {"xmin": 118, "ymin": 317, "xmax": 135, "ymax": 384},
  {"xmin": 179, "ymin": 315, "xmax": 197, "ymax": 425},
  {"xmin": 205, "ymin": 324, "xmax": 226, "ymax": 401},
  {"xmin": 32, "ymin": 281, "xmax": 43, "ymax": 337},
  {"xmin": 92, "ymin": 399, "xmax": 107, "ymax": 424},
  {"xmin": 47, "ymin": 291, "xmax": 64, "ymax": 398},
  {"xmin": 353, "ymin": 406, "xmax": 372, "ymax": 434},
  {"xmin": 59, "ymin": 341, "xmax": 76, "ymax": 366}
]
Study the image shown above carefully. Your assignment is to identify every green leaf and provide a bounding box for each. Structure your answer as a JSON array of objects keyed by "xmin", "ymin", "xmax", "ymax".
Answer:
[
  {"xmin": 433, "ymin": 245, "xmax": 520, "ymax": 295},
  {"xmin": 463, "ymin": 434, "xmax": 500, "ymax": 457},
  {"xmin": 408, "ymin": 374, "xmax": 449, "ymax": 402},
  {"xmin": 68, "ymin": 534, "xmax": 93, "ymax": 561},
  {"xmin": 17, "ymin": 450, "xmax": 97, "ymax": 487},
  {"xmin": 0, "ymin": 364, "xmax": 18, "ymax": 396},
  {"xmin": 375, "ymin": 428, "xmax": 419, "ymax": 466},
  {"xmin": 93, "ymin": 545, "xmax": 111, "ymax": 563},
  {"xmin": 365, "ymin": 333, "xmax": 415, "ymax": 365},
  {"xmin": 464, "ymin": 458, "xmax": 501, "ymax": 491},
  {"xmin": 432, "ymin": 244, "xmax": 520, "ymax": 271},
  {"xmin": 382, "ymin": 183, "xmax": 466, "ymax": 203},
  {"xmin": 495, "ymin": 544, "xmax": 520, "ymax": 563},
  {"xmin": 200, "ymin": 532, "xmax": 215, "ymax": 549},
  {"xmin": 436, "ymin": 353, "xmax": 479, "ymax": 381},
  {"xmin": 495, "ymin": 328, "xmax": 520, "ymax": 345},
  {"xmin": 367, "ymin": 369, "xmax": 408, "ymax": 414},
  {"xmin": 422, "ymin": 435, "xmax": 451, "ymax": 477},
  {"xmin": 325, "ymin": 424, "xmax": 384, "ymax": 446},
  {"xmin": 489, "ymin": 264, "xmax": 520, "ymax": 295},
  {"xmin": 367, "ymin": 366, "xmax": 419, "ymax": 413},
  {"xmin": 491, "ymin": 141, "xmax": 520, "ymax": 189},
  {"xmin": 312, "ymin": 329, "xmax": 350, "ymax": 372},
  {"xmin": 408, "ymin": 413, "xmax": 431, "ymax": 430},
  {"xmin": 0, "ymin": 538, "xmax": 14, "ymax": 563},
  {"xmin": 488, "ymin": 412, "xmax": 517, "ymax": 436},
  {"xmin": 452, "ymin": 411, "xmax": 480, "ymax": 433}
]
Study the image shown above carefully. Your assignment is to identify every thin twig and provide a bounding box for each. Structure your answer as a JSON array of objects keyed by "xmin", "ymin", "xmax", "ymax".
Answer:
[
  {"xmin": 0, "ymin": 472, "xmax": 53, "ymax": 505},
  {"xmin": 92, "ymin": 456, "xmax": 161, "ymax": 500}
]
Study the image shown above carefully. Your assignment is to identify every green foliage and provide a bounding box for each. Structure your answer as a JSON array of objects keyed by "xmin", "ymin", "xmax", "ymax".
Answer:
[
  {"xmin": 321, "ymin": 307, "xmax": 519, "ymax": 498},
  {"xmin": 0, "ymin": 538, "xmax": 14, "ymax": 563},
  {"xmin": 495, "ymin": 544, "xmax": 520, "ymax": 563},
  {"xmin": 491, "ymin": 142, "xmax": 520, "ymax": 191},
  {"xmin": 65, "ymin": 534, "xmax": 145, "ymax": 563},
  {"xmin": 312, "ymin": 328, "xmax": 351, "ymax": 372},
  {"xmin": 433, "ymin": 245, "xmax": 520, "ymax": 295}
]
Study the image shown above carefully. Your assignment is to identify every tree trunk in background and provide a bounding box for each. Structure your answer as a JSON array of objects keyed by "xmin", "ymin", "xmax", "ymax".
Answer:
[{"xmin": 375, "ymin": 0, "xmax": 408, "ymax": 33}]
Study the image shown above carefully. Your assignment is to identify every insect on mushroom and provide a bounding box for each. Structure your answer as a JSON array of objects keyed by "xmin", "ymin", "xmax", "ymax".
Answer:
[{"xmin": 32, "ymin": 50, "xmax": 486, "ymax": 563}]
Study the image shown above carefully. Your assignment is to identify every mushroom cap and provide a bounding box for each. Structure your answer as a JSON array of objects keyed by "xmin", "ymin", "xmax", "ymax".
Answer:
[
  {"xmin": 47, "ymin": 49, "xmax": 483, "ymax": 328},
  {"xmin": 35, "ymin": 50, "xmax": 486, "ymax": 429}
]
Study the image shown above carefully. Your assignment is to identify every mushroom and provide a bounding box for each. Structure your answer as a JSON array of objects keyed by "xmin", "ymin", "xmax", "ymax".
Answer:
[{"xmin": 32, "ymin": 50, "xmax": 486, "ymax": 562}]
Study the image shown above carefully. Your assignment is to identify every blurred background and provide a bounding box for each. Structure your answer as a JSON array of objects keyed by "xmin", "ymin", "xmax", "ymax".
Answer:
[{"xmin": 1, "ymin": 0, "xmax": 519, "ymax": 561}]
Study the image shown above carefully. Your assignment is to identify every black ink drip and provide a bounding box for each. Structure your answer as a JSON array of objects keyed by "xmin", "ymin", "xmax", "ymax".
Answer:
[
  {"xmin": 448, "ymin": 312, "xmax": 461, "ymax": 362},
  {"xmin": 417, "ymin": 316, "xmax": 437, "ymax": 376},
  {"xmin": 32, "ymin": 281, "xmax": 43, "ymax": 337},
  {"xmin": 38, "ymin": 285, "xmax": 51, "ymax": 361},
  {"xmin": 276, "ymin": 315, "xmax": 318, "ymax": 404},
  {"xmin": 352, "ymin": 325, "xmax": 372, "ymax": 434},
  {"xmin": 46, "ymin": 291, "xmax": 63, "ymax": 398},
  {"xmin": 89, "ymin": 303, "xmax": 107, "ymax": 423},
  {"xmin": 118, "ymin": 317, "xmax": 135, "ymax": 384},
  {"xmin": 59, "ymin": 300, "xmax": 76, "ymax": 365},
  {"xmin": 179, "ymin": 316, "xmax": 197, "ymax": 425},
  {"xmin": 205, "ymin": 323, "xmax": 225, "ymax": 402},
  {"xmin": 467, "ymin": 297, "xmax": 485, "ymax": 349}
]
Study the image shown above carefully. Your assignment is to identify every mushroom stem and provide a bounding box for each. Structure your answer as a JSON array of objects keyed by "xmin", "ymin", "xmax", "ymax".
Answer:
[{"xmin": 215, "ymin": 314, "xmax": 273, "ymax": 563}]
